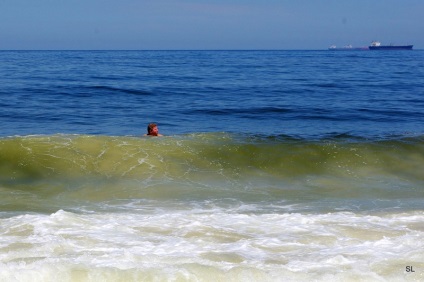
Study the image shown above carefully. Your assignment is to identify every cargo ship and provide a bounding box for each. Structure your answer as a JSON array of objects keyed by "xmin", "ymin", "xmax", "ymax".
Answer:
[{"xmin": 369, "ymin": 41, "xmax": 413, "ymax": 50}]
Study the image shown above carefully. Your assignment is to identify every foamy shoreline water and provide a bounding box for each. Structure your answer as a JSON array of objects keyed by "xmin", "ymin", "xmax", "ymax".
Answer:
[{"xmin": 1, "ymin": 209, "xmax": 423, "ymax": 281}]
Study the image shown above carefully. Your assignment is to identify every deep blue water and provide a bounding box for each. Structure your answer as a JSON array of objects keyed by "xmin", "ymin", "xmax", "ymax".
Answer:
[{"xmin": 1, "ymin": 50, "xmax": 423, "ymax": 138}]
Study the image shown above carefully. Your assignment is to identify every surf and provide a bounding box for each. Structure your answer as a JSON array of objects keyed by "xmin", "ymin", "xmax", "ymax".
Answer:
[{"xmin": 0, "ymin": 133, "xmax": 422, "ymax": 212}]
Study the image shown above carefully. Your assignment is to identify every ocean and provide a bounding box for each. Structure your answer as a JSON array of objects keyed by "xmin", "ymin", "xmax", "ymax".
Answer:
[{"xmin": 0, "ymin": 50, "xmax": 423, "ymax": 281}]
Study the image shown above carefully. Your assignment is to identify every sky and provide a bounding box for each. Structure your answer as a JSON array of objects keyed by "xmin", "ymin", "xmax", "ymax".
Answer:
[{"xmin": 0, "ymin": 0, "xmax": 422, "ymax": 50}]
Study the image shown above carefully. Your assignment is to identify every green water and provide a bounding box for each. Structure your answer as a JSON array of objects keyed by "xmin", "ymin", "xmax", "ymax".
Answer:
[{"xmin": 1, "ymin": 134, "xmax": 423, "ymax": 213}]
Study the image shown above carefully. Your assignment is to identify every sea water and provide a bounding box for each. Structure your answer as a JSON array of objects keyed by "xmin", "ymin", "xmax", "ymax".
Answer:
[{"xmin": 0, "ymin": 50, "xmax": 423, "ymax": 281}]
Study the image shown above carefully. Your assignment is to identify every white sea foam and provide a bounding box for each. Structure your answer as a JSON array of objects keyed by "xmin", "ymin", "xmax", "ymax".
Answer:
[{"xmin": 1, "ymin": 208, "xmax": 423, "ymax": 281}]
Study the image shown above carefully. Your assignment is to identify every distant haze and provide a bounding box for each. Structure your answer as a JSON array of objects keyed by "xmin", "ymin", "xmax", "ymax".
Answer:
[{"xmin": 0, "ymin": 0, "xmax": 422, "ymax": 50}]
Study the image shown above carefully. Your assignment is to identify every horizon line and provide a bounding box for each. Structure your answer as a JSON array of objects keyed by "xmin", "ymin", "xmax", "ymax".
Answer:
[{"xmin": 0, "ymin": 48, "xmax": 357, "ymax": 52}]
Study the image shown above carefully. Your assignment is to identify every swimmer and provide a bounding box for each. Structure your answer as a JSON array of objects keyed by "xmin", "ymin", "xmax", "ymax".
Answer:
[{"xmin": 145, "ymin": 123, "xmax": 163, "ymax": 136}]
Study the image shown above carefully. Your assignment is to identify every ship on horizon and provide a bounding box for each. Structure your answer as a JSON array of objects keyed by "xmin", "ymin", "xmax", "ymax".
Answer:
[
  {"xmin": 328, "ymin": 44, "xmax": 369, "ymax": 51},
  {"xmin": 368, "ymin": 41, "xmax": 413, "ymax": 50}
]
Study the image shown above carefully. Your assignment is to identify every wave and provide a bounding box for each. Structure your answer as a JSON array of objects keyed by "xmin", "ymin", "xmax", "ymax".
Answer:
[
  {"xmin": 85, "ymin": 85, "xmax": 153, "ymax": 96},
  {"xmin": 1, "ymin": 133, "xmax": 423, "ymax": 212}
]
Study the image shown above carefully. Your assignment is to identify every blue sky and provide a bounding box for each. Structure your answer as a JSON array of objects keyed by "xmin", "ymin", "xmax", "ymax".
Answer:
[{"xmin": 0, "ymin": 0, "xmax": 422, "ymax": 50}]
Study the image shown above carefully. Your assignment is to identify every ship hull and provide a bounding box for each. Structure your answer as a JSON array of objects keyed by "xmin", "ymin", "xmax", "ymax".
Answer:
[{"xmin": 369, "ymin": 45, "xmax": 413, "ymax": 50}]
